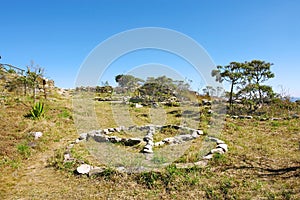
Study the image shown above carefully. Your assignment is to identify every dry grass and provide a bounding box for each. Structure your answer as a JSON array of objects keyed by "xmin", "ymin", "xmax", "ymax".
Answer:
[{"xmin": 0, "ymin": 94, "xmax": 299, "ymax": 199}]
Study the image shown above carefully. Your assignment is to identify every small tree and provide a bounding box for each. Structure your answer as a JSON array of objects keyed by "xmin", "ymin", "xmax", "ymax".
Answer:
[
  {"xmin": 26, "ymin": 61, "xmax": 44, "ymax": 101},
  {"xmin": 244, "ymin": 60, "xmax": 274, "ymax": 105},
  {"xmin": 212, "ymin": 62, "xmax": 244, "ymax": 110},
  {"xmin": 115, "ymin": 74, "xmax": 143, "ymax": 93}
]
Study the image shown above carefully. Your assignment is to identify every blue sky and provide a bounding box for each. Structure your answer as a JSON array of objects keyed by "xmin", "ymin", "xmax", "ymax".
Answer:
[{"xmin": 1, "ymin": 0, "xmax": 300, "ymax": 96}]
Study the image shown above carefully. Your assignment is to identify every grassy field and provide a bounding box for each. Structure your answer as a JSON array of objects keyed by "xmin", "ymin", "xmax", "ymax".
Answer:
[{"xmin": 0, "ymin": 95, "xmax": 299, "ymax": 199}]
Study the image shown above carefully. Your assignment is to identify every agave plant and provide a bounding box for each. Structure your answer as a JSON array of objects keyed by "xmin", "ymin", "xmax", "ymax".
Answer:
[{"xmin": 27, "ymin": 102, "xmax": 45, "ymax": 119}]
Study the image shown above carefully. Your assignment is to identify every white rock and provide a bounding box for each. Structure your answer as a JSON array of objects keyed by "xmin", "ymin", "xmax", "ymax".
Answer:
[
  {"xmin": 143, "ymin": 148, "xmax": 153, "ymax": 153},
  {"xmin": 135, "ymin": 104, "xmax": 143, "ymax": 108},
  {"xmin": 102, "ymin": 129, "xmax": 109, "ymax": 134},
  {"xmin": 144, "ymin": 144, "xmax": 153, "ymax": 150},
  {"xmin": 196, "ymin": 130, "xmax": 204, "ymax": 135},
  {"xmin": 147, "ymin": 140, "xmax": 154, "ymax": 146},
  {"xmin": 163, "ymin": 137, "xmax": 175, "ymax": 144},
  {"xmin": 88, "ymin": 167, "xmax": 105, "ymax": 176},
  {"xmin": 79, "ymin": 133, "xmax": 87, "ymax": 140},
  {"xmin": 154, "ymin": 141, "xmax": 165, "ymax": 147},
  {"xmin": 191, "ymin": 131, "xmax": 200, "ymax": 138},
  {"xmin": 75, "ymin": 138, "xmax": 80, "ymax": 143},
  {"xmin": 216, "ymin": 143, "xmax": 228, "ymax": 152},
  {"xmin": 64, "ymin": 154, "xmax": 71, "ymax": 160},
  {"xmin": 31, "ymin": 132, "xmax": 43, "ymax": 140},
  {"xmin": 77, "ymin": 164, "xmax": 91, "ymax": 174},
  {"xmin": 210, "ymin": 148, "xmax": 225, "ymax": 154},
  {"xmin": 203, "ymin": 154, "xmax": 214, "ymax": 160},
  {"xmin": 108, "ymin": 128, "xmax": 115, "ymax": 132},
  {"xmin": 114, "ymin": 127, "xmax": 121, "ymax": 132}
]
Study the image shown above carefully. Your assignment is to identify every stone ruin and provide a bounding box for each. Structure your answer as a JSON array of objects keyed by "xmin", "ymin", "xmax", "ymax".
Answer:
[{"xmin": 63, "ymin": 125, "xmax": 228, "ymax": 176}]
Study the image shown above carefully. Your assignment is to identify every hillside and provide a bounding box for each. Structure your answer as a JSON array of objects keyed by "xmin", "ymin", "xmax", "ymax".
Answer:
[{"xmin": 0, "ymin": 90, "xmax": 299, "ymax": 199}]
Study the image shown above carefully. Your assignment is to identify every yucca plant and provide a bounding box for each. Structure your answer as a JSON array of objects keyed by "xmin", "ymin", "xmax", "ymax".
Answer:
[{"xmin": 26, "ymin": 101, "xmax": 45, "ymax": 119}]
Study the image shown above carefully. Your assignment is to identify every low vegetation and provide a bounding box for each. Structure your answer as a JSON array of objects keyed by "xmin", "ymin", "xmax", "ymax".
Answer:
[{"xmin": 0, "ymin": 60, "xmax": 299, "ymax": 199}]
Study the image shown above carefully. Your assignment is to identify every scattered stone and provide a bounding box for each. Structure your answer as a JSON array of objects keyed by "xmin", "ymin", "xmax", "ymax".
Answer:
[
  {"xmin": 77, "ymin": 164, "xmax": 91, "ymax": 174},
  {"xmin": 75, "ymin": 138, "xmax": 81, "ymax": 143},
  {"xmin": 30, "ymin": 132, "xmax": 43, "ymax": 140},
  {"xmin": 135, "ymin": 104, "xmax": 143, "ymax": 108},
  {"xmin": 207, "ymin": 109, "xmax": 213, "ymax": 114},
  {"xmin": 116, "ymin": 166, "xmax": 126, "ymax": 173},
  {"xmin": 88, "ymin": 167, "xmax": 106, "ymax": 177},
  {"xmin": 203, "ymin": 154, "xmax": 214, "ymax": 160},
  {"xmin": 64, "ymin": 154, "xmax": 71, "ymax": 160},
  {"xmin": 79, "ymin": 133, "xmax": 87, "ymax": 140},
  {"xmin": 28, "ymin": 142, "xmax": 37, "ymax": 148},
  {"xmin": 102, "ymin": 129, "xmax": 109, "ymax": 134}
]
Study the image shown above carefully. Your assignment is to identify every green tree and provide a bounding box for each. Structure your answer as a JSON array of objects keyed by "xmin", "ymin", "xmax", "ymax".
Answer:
[
  {"xmin": 212, "ymin": 62, "xmax": 244, "ymax": 109},
  {"xmin": 244, "ymin": 60, "xmax": 275, "ymax": 105},
  {"xmin": 115, "ymin": 74, "xmax": 143, "ymax": 92}
]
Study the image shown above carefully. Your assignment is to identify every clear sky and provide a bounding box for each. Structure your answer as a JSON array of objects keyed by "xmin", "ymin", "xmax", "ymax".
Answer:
[{"xmin": 1, "ymin": 0, "xmax": 300, "ymax": 96}]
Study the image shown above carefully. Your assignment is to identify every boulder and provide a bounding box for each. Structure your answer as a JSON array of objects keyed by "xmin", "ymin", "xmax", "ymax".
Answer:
[{"xmin": 77, "ymin": 164, "xmax": 91, "ymax": 174}]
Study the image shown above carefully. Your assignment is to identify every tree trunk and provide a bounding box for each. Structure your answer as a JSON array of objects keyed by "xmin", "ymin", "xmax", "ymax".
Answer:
[{"xmin": 229, "ymin": 81, "xmax": 234, "ymax": 111}]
